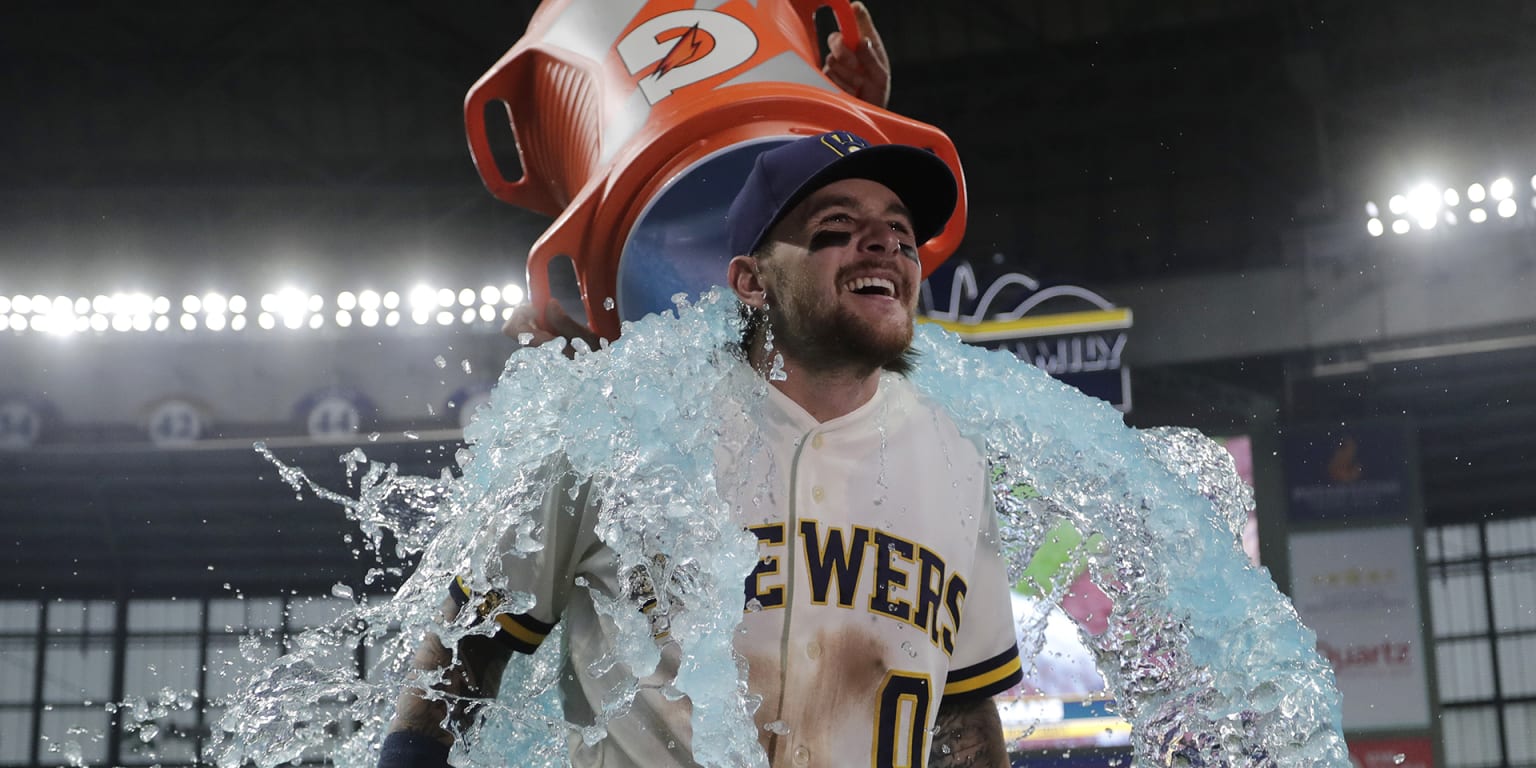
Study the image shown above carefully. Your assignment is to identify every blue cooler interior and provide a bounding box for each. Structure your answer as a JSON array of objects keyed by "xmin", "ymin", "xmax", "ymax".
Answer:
[{"xmin": 616, "ymin": 138, "xmax": 793, "ymax": 324}]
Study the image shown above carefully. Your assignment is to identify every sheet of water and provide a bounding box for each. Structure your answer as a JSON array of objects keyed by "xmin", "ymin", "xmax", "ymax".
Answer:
[{"xmin": 206, "ymin": 290, "xmax": 1346, "ymax": 767}]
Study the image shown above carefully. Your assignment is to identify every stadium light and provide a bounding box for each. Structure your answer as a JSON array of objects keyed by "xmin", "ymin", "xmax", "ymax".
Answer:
[
  {"xmin": 409, "ymin": 285, "xmax": 435, "ymax": 311},
  {"xmin": 1406, "ymin": 183, "xmax": 1441, "ymax": 229},
  {"xmin": 4, "ymin": 281, "xmax": 526, "ymax": 337},
  {"xmin": 1370, "ymin": 173, "xmax": 1535, "ymax": 238}
]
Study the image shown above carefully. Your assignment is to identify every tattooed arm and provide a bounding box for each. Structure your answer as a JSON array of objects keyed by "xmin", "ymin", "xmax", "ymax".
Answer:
[
  {"xmin": 929, "ymin": 696, "xmax": 1010, "ymax": 768},
  {"xmin": 386, "ymin": 596, "xmax": 513, "ymax": 747}
]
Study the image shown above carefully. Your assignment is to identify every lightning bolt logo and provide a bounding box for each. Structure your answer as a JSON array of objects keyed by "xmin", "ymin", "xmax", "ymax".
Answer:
[{"xmin": 652, "ymin": 23, "xmax": 711, "ymax": 79}]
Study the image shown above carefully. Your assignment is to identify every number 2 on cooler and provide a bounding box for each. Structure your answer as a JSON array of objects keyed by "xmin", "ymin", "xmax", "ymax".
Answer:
[{"xmin": 616, "ymin": 10, "xmax": 758, "ymax": 105}]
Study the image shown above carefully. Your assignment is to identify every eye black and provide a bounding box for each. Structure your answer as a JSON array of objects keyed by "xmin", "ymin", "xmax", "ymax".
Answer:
[{"xmin": 809, "ymin": 231, "xmax": 853, "ymax": 251}]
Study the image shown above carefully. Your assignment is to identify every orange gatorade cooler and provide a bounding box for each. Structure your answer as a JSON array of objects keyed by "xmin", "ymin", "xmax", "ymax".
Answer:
[{"xmin": 466, "ymin": 0, "xmax": 968, "ymax": 340}]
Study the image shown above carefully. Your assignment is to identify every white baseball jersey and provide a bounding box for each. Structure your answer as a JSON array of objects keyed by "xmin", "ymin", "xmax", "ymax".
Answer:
[{"xmin": 456, "ymin": 371, "xmax": 1022, "ymax": 767}]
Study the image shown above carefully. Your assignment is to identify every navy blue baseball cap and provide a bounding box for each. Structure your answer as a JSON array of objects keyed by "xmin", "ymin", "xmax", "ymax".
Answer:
[{"xmin": 726, "ymin": 131, "xmax": 958, "ymax": 258}]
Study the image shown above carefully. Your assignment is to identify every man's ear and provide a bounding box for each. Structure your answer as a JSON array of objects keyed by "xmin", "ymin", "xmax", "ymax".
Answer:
[{"xmin": 727, "ymin": 255, "xmax": 767, "ymax": 308}]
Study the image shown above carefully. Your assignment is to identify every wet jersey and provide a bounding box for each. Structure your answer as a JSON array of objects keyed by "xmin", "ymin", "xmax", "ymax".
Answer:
[{"xmin": 456, "ymin": 373, "xmax": 1022, "ymax": 767}]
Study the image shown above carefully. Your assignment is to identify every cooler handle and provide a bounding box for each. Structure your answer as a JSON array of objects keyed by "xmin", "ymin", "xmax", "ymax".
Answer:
[
  {"xmin": 789, "ymin": 0, "xmax": 861, "ymax": 55},
  {"xmin": 525, "ymin": 189, "xmax": 614, "ymax": 339},
  {"xmin": 465, "ymin": 56, "xmax": 561, "ymax": 217}
]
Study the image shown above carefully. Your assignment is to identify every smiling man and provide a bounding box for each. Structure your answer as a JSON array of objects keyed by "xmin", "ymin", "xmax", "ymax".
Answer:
[{"xmin": 381, "ymin": 132, "xmax": 1022, "ymax": 768}]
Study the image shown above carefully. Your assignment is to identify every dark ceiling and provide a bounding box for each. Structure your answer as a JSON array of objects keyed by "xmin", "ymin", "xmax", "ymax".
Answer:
[{"xmin": 6, "ymin": 0, "xmax": 1534, "ymax": 288}]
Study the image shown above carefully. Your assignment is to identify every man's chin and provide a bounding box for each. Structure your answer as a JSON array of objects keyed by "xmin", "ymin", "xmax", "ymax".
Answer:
[{"xmin": 838, "ymin": 316, "xmax": 913, "ymax": 370}]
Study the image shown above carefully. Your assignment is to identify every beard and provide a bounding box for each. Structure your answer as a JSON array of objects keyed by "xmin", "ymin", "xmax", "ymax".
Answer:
[{"xmin": 764, "ymin": 288, "xmax": 914, "ymax": 376}]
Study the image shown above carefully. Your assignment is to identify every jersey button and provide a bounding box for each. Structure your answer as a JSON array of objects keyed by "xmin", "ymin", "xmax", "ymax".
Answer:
[
  {"xmin": 811, "ymin": 434, "xmax": 824, "ymax": 449},
  {"xmin": 811, "ymin": 486, "xmax": 825, "ymax": 502},
  {"xmin": 792, "ymin": 745, "xmax": 811, "ymax": 766}
]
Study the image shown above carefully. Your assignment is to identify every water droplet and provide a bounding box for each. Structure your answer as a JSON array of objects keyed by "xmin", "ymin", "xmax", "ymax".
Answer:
[
  {"xmin": 331, "ymin": 583, "xmax": 354, "ymax": 600},
  {"xmin": 367, "ymin": 432, "xmax": 380, "ymax": 442},
  {"xmin": 603, "ymin": 297, "xmax": 616, "ymax": 311},
  {"xmin": 461, "ymin": 359, "xmax": 472, "ymax": 374},
  {"xmin": 403, "ymin": 431, "xmax": 419, "ymax": 440},
  {"xmin": 901, "ymin": 641, "xmax": 917, "ymax": 658},
  {"xmin": 433, "ymin": 355, "xmax": 446, "ymax": 368},
  {"xmin": 1394, "ymin": 755, "xmax": 1407, "ymax": 765},
  {"xmin": 764, "ymin": 720, "xmax": 790, "ymax": 735}
]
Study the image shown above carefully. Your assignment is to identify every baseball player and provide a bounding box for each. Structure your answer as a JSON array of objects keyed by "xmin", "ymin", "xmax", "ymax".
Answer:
[{"xmin": 379, "ymin": 131, "xmax": 1023, "ymax": 768}]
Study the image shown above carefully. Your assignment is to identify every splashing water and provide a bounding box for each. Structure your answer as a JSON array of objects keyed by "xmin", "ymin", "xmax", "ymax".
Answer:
[{"xmin": 213, "ymin": 289, "xmax": 1346, "ymax": 767}]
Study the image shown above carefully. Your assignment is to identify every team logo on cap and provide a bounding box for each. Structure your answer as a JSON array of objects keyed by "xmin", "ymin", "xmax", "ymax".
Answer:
[{"xmin": 820, "ymin": 131, "xmax": 869, "ymax": 157}]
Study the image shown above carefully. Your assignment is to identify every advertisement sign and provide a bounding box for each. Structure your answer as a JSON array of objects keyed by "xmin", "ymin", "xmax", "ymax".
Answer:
[
  {"xmin": 921, "ymin": 262, "xmax": 1133, "ymax": 411},
  {"xmin": 1289, "ymin": 526, "xmax": 1431, "ymax": 730},
  {"xmin": 1283, "ymin": 422, "xmax": 1411, "ymax": 523},
  {"xmin": 1347, "ymin": 735, "xmax": 1434, "ymax": 768}
]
